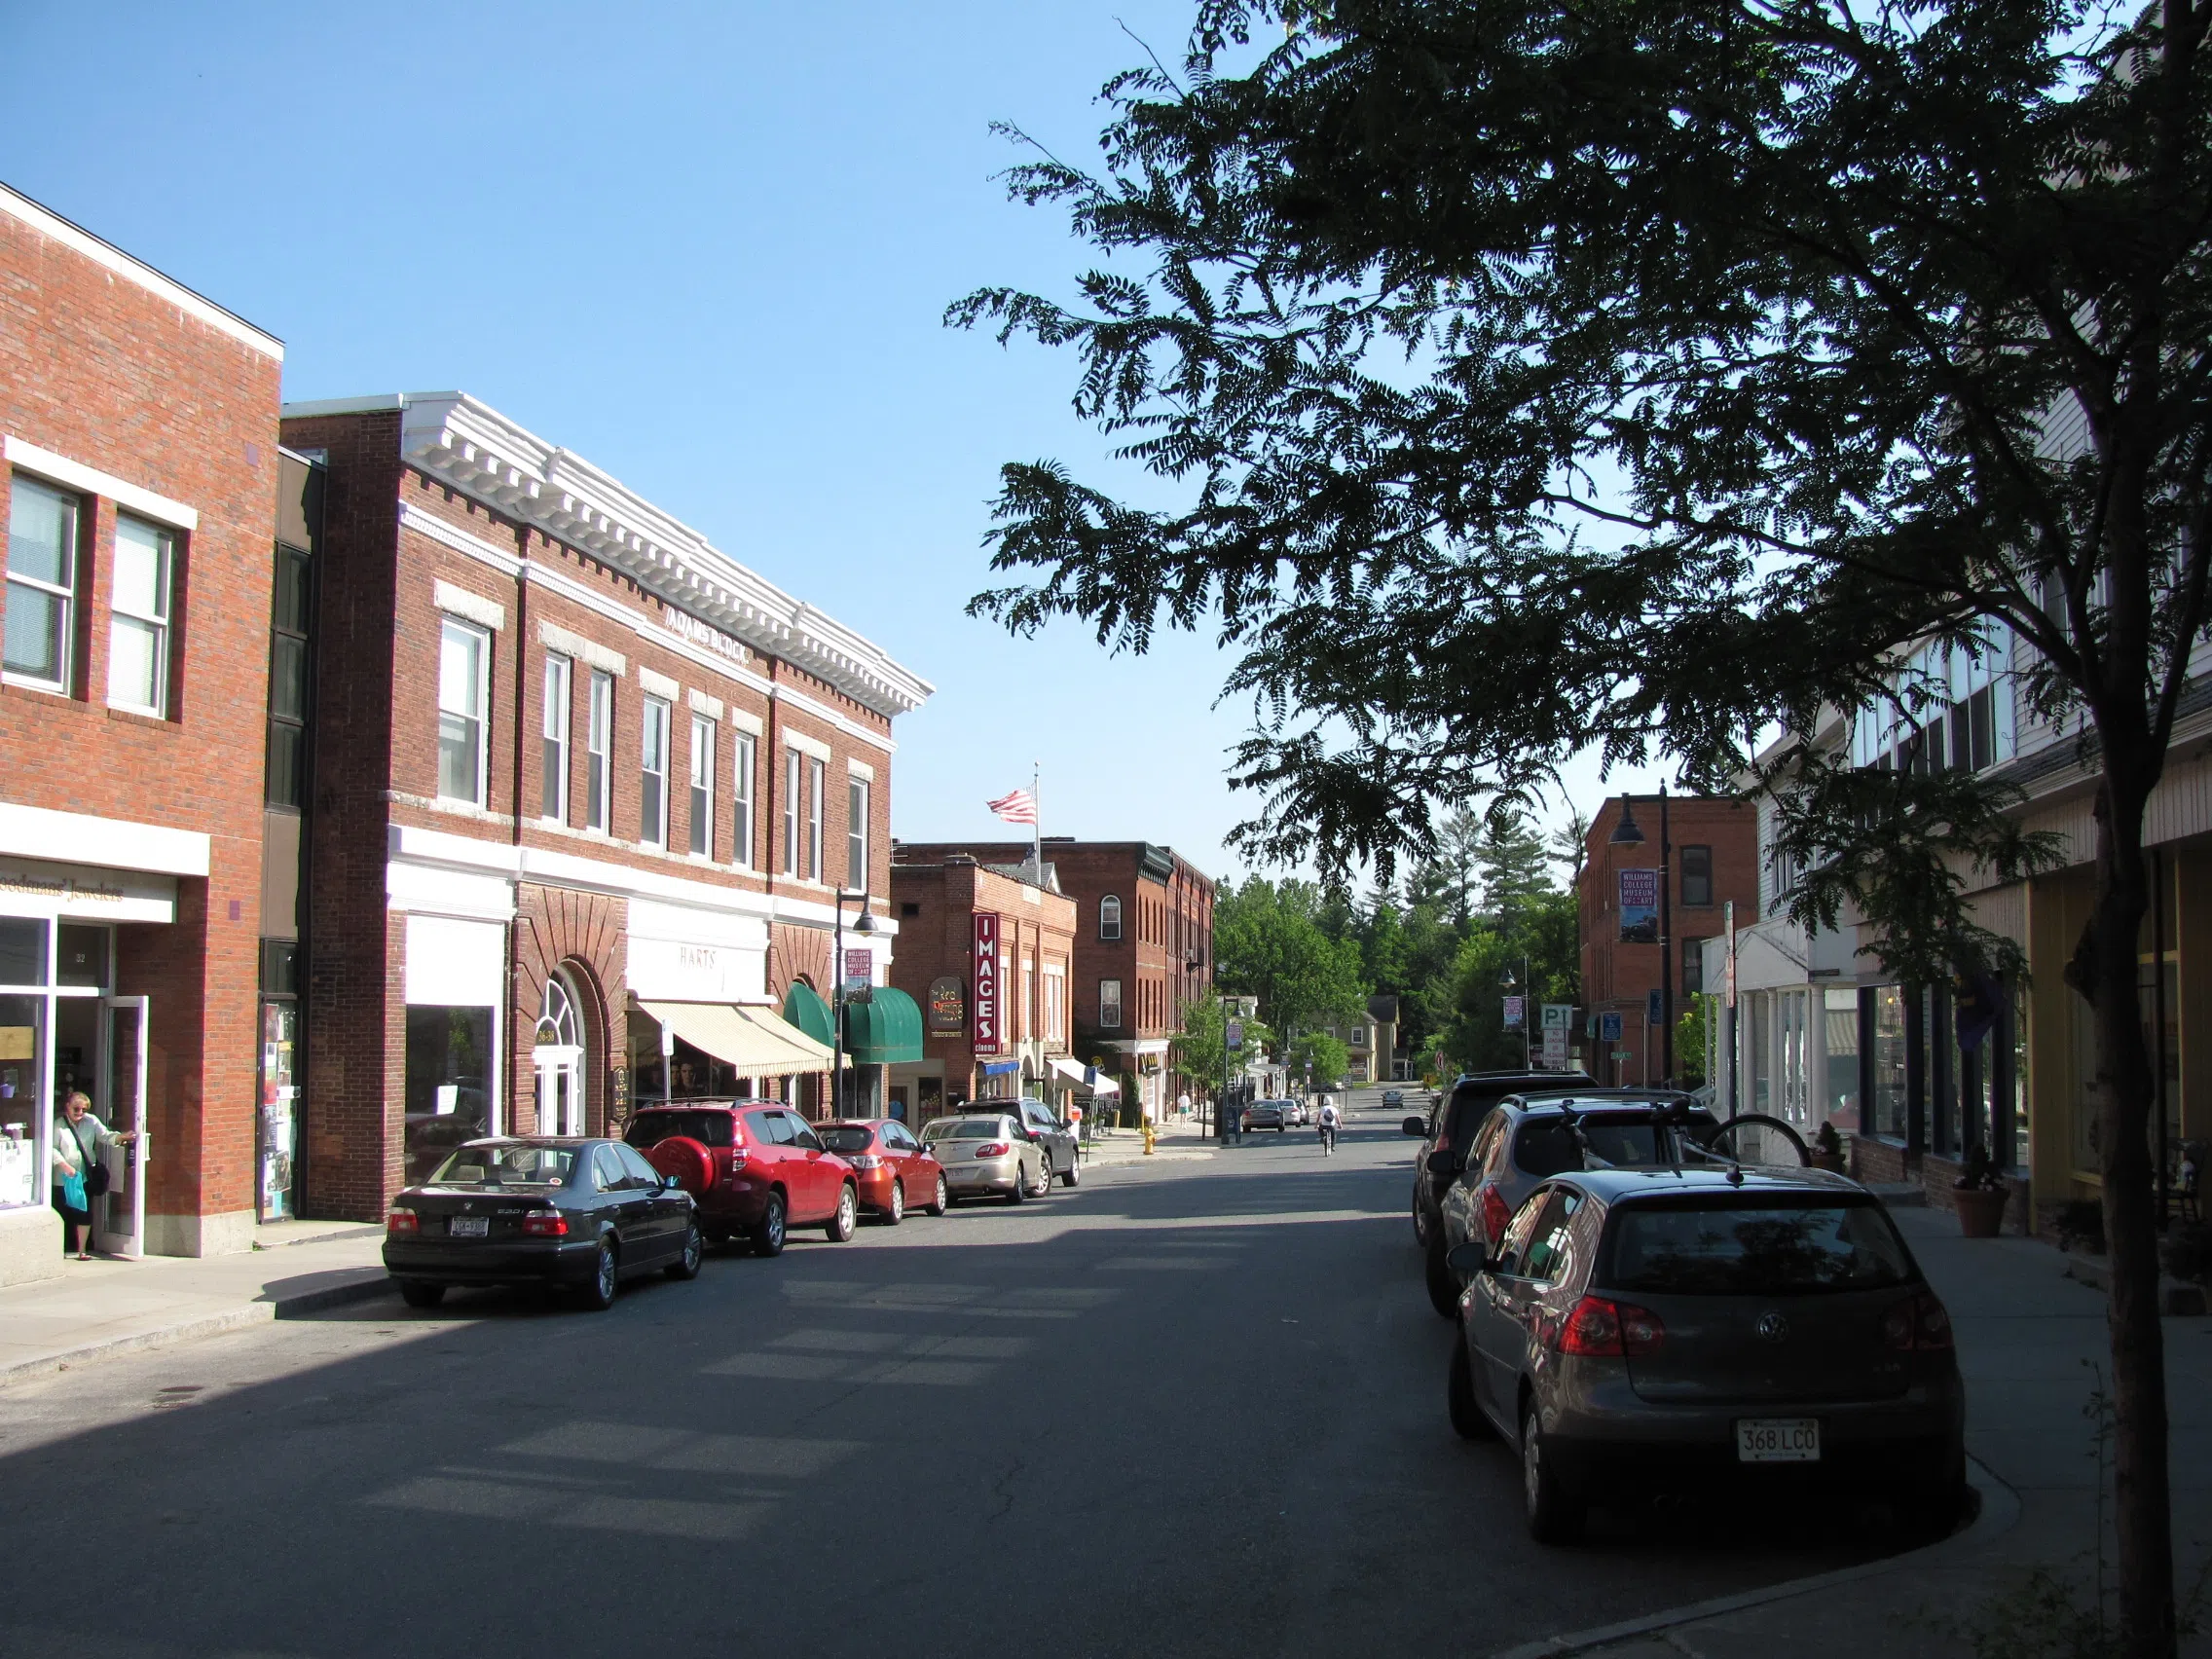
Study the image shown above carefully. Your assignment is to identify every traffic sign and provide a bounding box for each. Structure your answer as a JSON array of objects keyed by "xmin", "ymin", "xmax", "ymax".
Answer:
[{"xmin": 1600, "ymin": 1011, "xmax": 1623, "ymax": 1042}]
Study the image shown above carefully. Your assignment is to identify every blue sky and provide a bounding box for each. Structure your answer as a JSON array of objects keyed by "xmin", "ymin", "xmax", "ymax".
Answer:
[{"xmin": 1, "ymin": 0, "xmax": 1660, "ymax": 887}]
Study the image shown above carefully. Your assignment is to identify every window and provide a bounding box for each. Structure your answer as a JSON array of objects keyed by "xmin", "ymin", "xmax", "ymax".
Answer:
[
  {"xmin": 783, "ymin": 749, "xmax": 802, "ymax": 875},
  {"xmin": 107, "ymin": 514, "xmax": 174, "ymax": 716},
  {"xmin": 436, "ymin": 618, "xmax": 489, "ymax": 805},
  {"xmin": 6, "ymin": 474, "xmax": 78, "ymax": 691},
  {"xmin": 585, "ymin": 669, "xmax": 613, "ymax": 831},
  {"xmin": 640, "ymin": 696, "xmax": 671, "ymax": 848},
  {"xmin": 1678, "ymin": 844, "xmax": 1713, "ymax": 907},
  {"xmin": 806, "ymin": 756, "xmax": 825, "ymax": 880},
  {"xmin": 267, "ymin": 543, "xmax": 311, "ymax": 808},
  {"xmin": 541, "ymin": 654, "xmax": 571, "ymax": 822},
  {"xmin": 1099, "ymin": 895, "xmax": 1123, "ymax": 940},
  {"xmin": 1099, "ymin": 978, "xmax": 1123, "ymax": 1028},
  {"xmin": 732, "ymin": 732, "xmax": 756, "ymax": 868},
  {"xmin": 1045, "ymin": 970, "xmax": 1065, "ymax": 1043},
  {"xmin": 689, "ymin": 715, "xmax": 716, "ymax": 857},
  {"xmin": 1682, "ymin": 935, "xmax": 1705, "ymax": 995},
  {"xmin": 847, "ymin": 775, "xmax": 869, "ymax": 888}
]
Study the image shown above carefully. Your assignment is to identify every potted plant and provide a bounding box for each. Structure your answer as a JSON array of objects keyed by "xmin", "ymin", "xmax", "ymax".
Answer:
[
  {"xmin": 1953, "ymin": 1142, "xmax": 2009, "ymax": 1237},
  {"xmin": 1813, "ymin": 1120, "xmax": 1848, "ymax": 1175}
]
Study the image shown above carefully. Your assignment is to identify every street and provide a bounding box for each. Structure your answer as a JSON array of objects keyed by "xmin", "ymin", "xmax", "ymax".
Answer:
[{"xmin": 0, "ymin": 1093, "xmax": 1889, "ymax": 1659}]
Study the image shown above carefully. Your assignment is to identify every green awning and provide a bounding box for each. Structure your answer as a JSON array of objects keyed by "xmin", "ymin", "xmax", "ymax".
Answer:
[
  {"xmin": 783, "ymin": 982, "xmax": 835, "ymax": 1048},
  {"xmin": 844, "ymin": 986, "xmax": 924, "ymax": 1064}
]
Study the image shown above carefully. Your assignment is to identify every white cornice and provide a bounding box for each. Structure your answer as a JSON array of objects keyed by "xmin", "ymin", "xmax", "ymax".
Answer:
[{"xmin": 298, "ymin": 391, "xmax": 934, "ymax": 719}]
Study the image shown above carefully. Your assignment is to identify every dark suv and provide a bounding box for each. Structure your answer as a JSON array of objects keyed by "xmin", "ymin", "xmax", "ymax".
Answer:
[
  {"xmin": 1405, "ymin": 1071, "xmax": 1593, "ymax": 1253},
  {"xmin": 1426, "ymin": 1089, "xmax": 1714, "ymax": 1316}
]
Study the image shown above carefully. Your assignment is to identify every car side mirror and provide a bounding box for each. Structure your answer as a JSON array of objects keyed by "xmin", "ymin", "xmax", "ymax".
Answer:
[
  {"xmin": 1446, "ymin": 1240, "xmax": 1491, "ymax": 1277},
  {"xmin": 1424, "ymin": 1149, "xmax": 1459, "ymax": 1177},
  {"xmin": 1401, "ymin": 1116, "xmax": 1425, "ymax": 1136}
]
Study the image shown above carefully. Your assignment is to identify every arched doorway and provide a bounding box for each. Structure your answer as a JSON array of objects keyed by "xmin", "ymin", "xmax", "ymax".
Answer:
[{"xmin": 534, "ymin": 970, "xmax": 586, "ymax": 1135}]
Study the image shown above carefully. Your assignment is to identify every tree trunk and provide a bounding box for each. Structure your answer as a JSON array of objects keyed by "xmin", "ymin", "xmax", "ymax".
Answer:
[{"xmin": 2086, "ymin": 769, "xmax": 2176, "ymax": 1659}]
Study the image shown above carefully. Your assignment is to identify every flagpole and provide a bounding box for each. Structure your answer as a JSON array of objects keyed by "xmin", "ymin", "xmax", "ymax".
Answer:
[{"xmin": 1032, "ymin": 759, "xmax": 1042, "ymax": 874}]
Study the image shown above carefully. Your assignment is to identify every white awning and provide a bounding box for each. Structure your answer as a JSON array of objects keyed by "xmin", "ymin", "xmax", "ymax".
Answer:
[
  {"xmin": 637, "ymin": 1001, "xmax": 832, "ymax": 1075},
  {"xmin": 1049, "ymin": 1057, "xmax": 1118, "ymax": 1094}
]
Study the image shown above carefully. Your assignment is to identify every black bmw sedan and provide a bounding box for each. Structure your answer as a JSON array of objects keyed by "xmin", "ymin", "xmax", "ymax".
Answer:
[{"xmin": 383, "ymin": 1137, "xmax": 702, "ymax": 1311}]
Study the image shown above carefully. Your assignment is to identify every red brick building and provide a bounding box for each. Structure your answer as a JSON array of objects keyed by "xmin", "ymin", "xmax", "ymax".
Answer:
[
  {"xmin": 884, "ymin": 852, "xmax": 1078, "ymax": 1123},
  {"xmin": 276, "ymin": 392, "xmax": 930, "ymax": 1217},
  {"xmin": 893, "ymin": 838, "xmax": 1214, "ymax": 1119},
  {"xmin": 1576, "ymin": 794, "xmax": 1759, "ymax": 1088},
  {"xmin": 0, "ymin": 182, "xmax": 284, "ymax": 1281}
]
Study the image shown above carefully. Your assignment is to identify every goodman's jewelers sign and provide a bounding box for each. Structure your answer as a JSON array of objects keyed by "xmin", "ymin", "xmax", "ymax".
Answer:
[{"xmin": 0, "ymin": 858, "xmax": 176, "ymax": 924}]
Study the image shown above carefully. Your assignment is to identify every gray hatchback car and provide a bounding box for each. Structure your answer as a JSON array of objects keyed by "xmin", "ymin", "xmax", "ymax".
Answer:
[{"xmin": 1447, "ymin": 1167, "xmax": 1965, "ymax": 1543}]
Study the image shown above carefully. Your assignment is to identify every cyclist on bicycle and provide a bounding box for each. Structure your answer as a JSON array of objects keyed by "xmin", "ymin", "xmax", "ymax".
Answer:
[{"xmin": 1316, "ymin": 1096, "xmax": 1341, "ymax": 1155}]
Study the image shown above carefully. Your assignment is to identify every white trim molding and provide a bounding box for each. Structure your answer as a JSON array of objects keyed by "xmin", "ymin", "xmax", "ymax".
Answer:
[
  {"xmin": 537, "ymin": 619, "xmax": 625, "ymax": 677},
  {"xmin": 845, "ymin": 757, "xmax": 876, "ymax": 782},
  {"xmin": 401, "ymin": 502, "xmax": 522, "ymax": 575},
  {"xmin": 688, "ymin": 688, "xmax": 724, "ymax": 720},
  {"xmin": 638, "ymin": 665, "xmax": 680, "ymax": 700},
  {"xmin": 4, "ymin": 436, "xmax": 198, "ymax": 531},
  {"xmin": 0, "ymin": 801, "xmax": 210, "ymax": 877},
  {"xmin": 728, "ymin": 707, "xmax": 764, "ymax": 737},
  {"xmin": 433, "ymin": 579, "xmax": 506, "ymax": 632},
  {"xmin": 0, "ymin": 183, "xmax": 283, "ymax": 359},
  {"xmin": 784, "ymin": 731, "xmax": 832, "ymax": 763}
]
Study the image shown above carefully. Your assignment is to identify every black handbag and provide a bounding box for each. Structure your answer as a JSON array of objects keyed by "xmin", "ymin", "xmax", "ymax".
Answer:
[{"xmin": 68, "ymin": 1119, "xmax": 111, "ymax": 1198}]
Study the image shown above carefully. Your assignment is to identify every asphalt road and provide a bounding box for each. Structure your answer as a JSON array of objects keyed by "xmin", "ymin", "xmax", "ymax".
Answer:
[{"xmin": 0, "ymin": 1093, "xmax": 1891, "ymax": 1658}]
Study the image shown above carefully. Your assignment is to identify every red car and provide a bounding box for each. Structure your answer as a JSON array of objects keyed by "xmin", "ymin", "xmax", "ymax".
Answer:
[
  {"xmin": 817, "ymin": 1119, "xmax": 947, "ymax": 1224},
  {"xmin": 624, "ymin": 1101, "xmax": 859, "ymax": 1257}
]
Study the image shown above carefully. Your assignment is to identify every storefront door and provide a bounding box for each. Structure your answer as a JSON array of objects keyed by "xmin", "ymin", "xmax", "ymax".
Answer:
[
  {"xmin": 93, "ymin": 995, "xmax": 148, "ymax": 1259},
  {"xmin": 536, "ymin": 1047, "xmax": 583, "ymax": 1136}
]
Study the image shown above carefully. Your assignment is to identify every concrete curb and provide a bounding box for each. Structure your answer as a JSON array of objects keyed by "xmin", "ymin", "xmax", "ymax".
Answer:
[
  {"xmin": 0, "ymin": 1271, "xmax": 395, "ymax": 1386},
  {"xmin": 1488, "ymin": 1457, "xmax": 2022, "ymax": 1659}
]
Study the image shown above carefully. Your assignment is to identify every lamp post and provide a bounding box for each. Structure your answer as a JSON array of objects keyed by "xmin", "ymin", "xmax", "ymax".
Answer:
[
  {"xmin": 1501, "ymin": 957, "xmax": 1532, "ymax": 1067},
  {"xmin": 831, "ymin": 888, "xmax": 877, "ymax": 1117},
  {"xmin": 1608, "ymin": 786, "xmax": 1674, "ymax": 1087}
]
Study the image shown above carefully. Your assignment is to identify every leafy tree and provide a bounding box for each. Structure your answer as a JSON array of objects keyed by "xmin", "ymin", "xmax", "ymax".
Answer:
[
  {"xmin": 953, "ymin": 7, "xmax": 2212, "ymax": 1647},
  {"xmin": 1172, "ymin": 989, "xmax": 1274, "ymax": 1093},
  {"xmin": 1288, "ymin": 1030, "xmax": 1349, "ymax": 1089},
  {"xmin": 1212, "ymin": 874, "xmax": 1370, "ymax": 1034},
  {"xmin": 1676, "ymin": 995, "xmax": 1713, "ymax": 1089}
]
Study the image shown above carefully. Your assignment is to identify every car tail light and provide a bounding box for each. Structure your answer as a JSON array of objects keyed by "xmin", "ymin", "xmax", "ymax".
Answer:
[
  {"xmin": 976, "ymin": 1142, "xmax": 1010, "ymax": 1158},
  {"xmin": 1480, "ymin": 1185, "xmax": 1513, "ymax": 1245},
  {"xmin": 1557, "ymin": 1296, "xmax": 1665, "ymax": 1357},
  {"xmin": 725, "ymin": 1146, "xmax": 748, "ymax": 1176},
  {"xmin": 848, "ymin": 1154, "xmax": 882, "ymax": 1169},
  {"xmin": 519, "ymin": 1209, "xmax": 569, "ymax": 1237},
  {"xmin": 1883, "ymin": 1289, "xmax": 1953, "ymax": 1350},
  {"xmin": 385, "ymin": 1208, "xmax": 419, "ymax": 1235}
]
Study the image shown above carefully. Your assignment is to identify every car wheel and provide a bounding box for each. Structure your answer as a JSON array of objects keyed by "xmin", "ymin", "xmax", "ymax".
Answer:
[
  {"xmin": 1900, "ymin": 1446, "xmax": 1969, "ymax": 1541},
  {"xmin": 398, "ymin": 1280, "xmax": 445, "ymax": 1310},
  {"xmin": 1425, "ymin": 1237, "xmax": 1462, "ymax": 1320},
  {"xmin": 927, "ymin": 1174, "xmax": 948, "ymax": 1216},
  {"xmin": 1028, "ymin": 1156, "xmax": 1052, "ymax": 1198},
  {"xmin": 580, "ymin": 1238, "xmax": 619, "ymax": 1311},
  {"xmin": 666, "ymin": 1219, "xmax": 703, "ymax": 1280},
  {"xmin": 1448, "ymin": 1340, "xmax": 1493, "ymax": 1440},
  {"xmin": 1006, "ymin": 1167, "xmax": 1027, "ymax": 1204},
  {"xmin": 881, "ymin": 1180, "xmax": 904, "ymax": 1226},
  {"xmin": 1522, "ymin": 1402, "xmax": 1584, "ymax": 1543},
  {"xmin": 826, "ymin": 1182, "xmax": 858, "ymax": 1241},
  {"xmin": 1413, "ymin": 1193, "xmax": 1431, "ymax": 1248},
  {"xmin": 751, "ymin": 1191, "xmax": 788, "ymax": 1258},
  {"xmin": 1060, "ymin": 1156, "xmax": 1080, "ymax": 1189}
]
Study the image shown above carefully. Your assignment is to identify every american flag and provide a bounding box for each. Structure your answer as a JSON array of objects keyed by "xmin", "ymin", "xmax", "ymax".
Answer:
[{"xmin": 987, "ymin": 788, "xmax": 1038, "ymax": 825}]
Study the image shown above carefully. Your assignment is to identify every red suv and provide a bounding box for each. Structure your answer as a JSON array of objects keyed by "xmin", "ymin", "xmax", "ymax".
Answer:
[
  {"xmin": 817, "ymin": 1119, "xmax": 947, "ymax": 1224},
  {"xmin": 624, "ymin": 1102, "xmax": 859, "ymax": 1257}
]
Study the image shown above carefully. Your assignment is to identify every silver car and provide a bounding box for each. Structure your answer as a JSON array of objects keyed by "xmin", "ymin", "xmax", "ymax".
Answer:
[
  {"xmin": 1446, "ymin": 1166, "xmax": 1966, "ymax": 1544},
  {"xmin": 922, "ymin": 1113, "xmax": 1052, "ymax": 1204}
]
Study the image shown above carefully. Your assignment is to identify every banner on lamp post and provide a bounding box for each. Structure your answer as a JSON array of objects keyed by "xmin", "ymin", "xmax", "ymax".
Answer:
[
  {"xmin": 1502, "ymin": 994, "xmax": 1525, "ymax": 1030},
  {"xmin": 1618, "ymin": 867, "xmax": 1660, "ymax": 943},
  {"xmin": 972, "ymin": 913, "xmax": 1001, "ymax": 1054}
]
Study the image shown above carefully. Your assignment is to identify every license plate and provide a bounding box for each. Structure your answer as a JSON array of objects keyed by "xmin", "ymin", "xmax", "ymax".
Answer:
[
  {"xmin": 1736, "ymin": 1419, "xmax": 1820, "ymax": 1462},
  {"xmin": 447, "ymin": 1215, "xmax": 489, "ymax": 1237}
]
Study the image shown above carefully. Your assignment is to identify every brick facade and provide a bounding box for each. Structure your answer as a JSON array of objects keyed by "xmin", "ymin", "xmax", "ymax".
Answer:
[{"xmin": 0, "ymin": 183, "xmax": 283, "ymax": 1276}]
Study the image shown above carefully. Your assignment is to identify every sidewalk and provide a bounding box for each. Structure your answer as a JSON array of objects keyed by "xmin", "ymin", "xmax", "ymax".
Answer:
[
  {"xmin": 1499, "ymin": 1205, "xmax": 2212, "ymax": 1658},
  {"xmin": 0, "ymin": 1223, "xmax": 392, "ymax": 1384},
  {"xmin": 1080, "ymin": 1114, "xmax": 1220, "ymax": 1168}
]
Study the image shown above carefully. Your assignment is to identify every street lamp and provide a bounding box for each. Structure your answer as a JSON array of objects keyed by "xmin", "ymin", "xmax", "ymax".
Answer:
[
  {"xmin": 1609, "ymin": 785, "xmax": 1674, "ymax": 1087},
  {"xmin": 832, "ymin": 889, "xmax": 877, "ymax": 1117}
]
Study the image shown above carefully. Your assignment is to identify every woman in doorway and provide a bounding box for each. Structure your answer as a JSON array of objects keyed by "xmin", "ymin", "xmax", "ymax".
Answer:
[{"xmin": 52, "ymin": 1090, "xmax": 135, "ymax": 1261}]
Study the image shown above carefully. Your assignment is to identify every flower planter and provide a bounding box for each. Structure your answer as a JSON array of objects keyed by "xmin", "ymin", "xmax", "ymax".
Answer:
[
  {"xmin": 1955, "ymin": 1185, "xmax": 2009, "ymax": 1237},
  {"xmin": 1812, "ymin": 1151, "xmax": 1849, "ymax": 1176}
]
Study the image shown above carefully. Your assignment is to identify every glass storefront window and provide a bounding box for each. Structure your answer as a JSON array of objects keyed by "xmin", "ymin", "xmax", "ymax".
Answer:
[
  {"xmin": 0, "ymin": 918, "xmax": 48, "ymax": 987},
  {"xmin": 404, "ymin": 1006, "xmax": 493, "ymax": 1183},
  {"xmin": 1750, "ymin": 995, "xmax": 1772, "ymax": 1113},
  {"xmin": 1825, "ymin": 988, "xmax": 1861, "ymax": 1131},
  {"xmin": 260, "ymin": 1001, "xmax": 298, "ymax": 1220},
  {"xmin": 1870, "ymin": 985, "xmax": 1908, "ymax": 1139},
  {"xmin": 2012, "ymin": 977, "xmax": 2031, "ymax": 1171},
  {"xmin": 0, "ymin": 994, "xmax": 45, "ymax": 1208}
]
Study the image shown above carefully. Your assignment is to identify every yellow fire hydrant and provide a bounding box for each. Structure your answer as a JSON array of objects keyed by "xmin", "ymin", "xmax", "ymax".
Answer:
[{"xmin": 1141, "ymin": 1121, "xmax": 1158, "ymax": 1156}]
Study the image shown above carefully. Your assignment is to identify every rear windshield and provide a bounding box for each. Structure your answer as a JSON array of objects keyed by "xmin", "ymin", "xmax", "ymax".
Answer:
[
  {"xmin": 1512, "ymin": 1110, "xmax": 1717, "ymax": 1176},
  {"xmin": 430, "ymin": 1145, "xmax": 576, "ymax": 1187},
  {"xmin": 925, "ymin": 1118, "xmax": 1004, "ymax": 1141},
  {"xmin": 624, "ymin": 1111, "xmax": 736, "ymax": 1150},
  {"xmin": 1602, "ymin": 1199, "xmax": 1914, "ymax": 1296},
  {"xmin": 818, "ymin": 1126, "xmax": 875, "ymax": 1154}
]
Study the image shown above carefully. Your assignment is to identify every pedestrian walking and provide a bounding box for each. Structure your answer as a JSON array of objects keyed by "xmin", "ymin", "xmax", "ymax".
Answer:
[{"xmin": 53, "ymin": 1089, "xmax": 135, "ymax": 1260}]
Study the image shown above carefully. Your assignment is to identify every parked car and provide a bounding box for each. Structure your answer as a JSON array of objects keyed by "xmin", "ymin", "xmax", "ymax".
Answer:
[
  {"xmin": 1446, "ymin": 1166, "xmax": 1965, "ymax": 1544},
  {"xmin": 1427, "ymin": 1090, "xmax": 1715, "ymax": 1317},
  {"xmin": 1406, "ymin": 1070, "xmax": 1595, "ymax": 1252},
  {"xmin": 818, "ymin": 1118, "xmax": 947, "ymax": 1224},
  {"xmin": 1241, "ymin": 1099, "xmax": 1291, "ymax": 1131},
  {"xmin": 922, "ymin": 1112, "xmax": 1053, "ymax": 1202},
  {"xmin": 384, "ymin": 1136, "xmax": 700, "ymax": 1311},
  {"xmin": 1012, "ymin": 1097, "xmax": 1082, "ymax": 1187},
  {"xmin": 623, "ymin": 1101, "xmax": 861, "ymax": 1256},
  {"xmin": 1382, "ymin": 1088, "xmax": 1406, "ymax": 1110}
]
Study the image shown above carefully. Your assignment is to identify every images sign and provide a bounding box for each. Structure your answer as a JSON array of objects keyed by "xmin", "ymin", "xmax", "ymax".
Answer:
[{"xmin": 973, "ymin": 913, "xmax": 1001, "ymax": 1054}]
